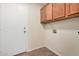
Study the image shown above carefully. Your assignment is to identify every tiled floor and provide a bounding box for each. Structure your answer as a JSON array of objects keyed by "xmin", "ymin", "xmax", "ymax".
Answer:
[{"xmin": 15, "ymin": 47, "xmax": 58, "ymax": 56}]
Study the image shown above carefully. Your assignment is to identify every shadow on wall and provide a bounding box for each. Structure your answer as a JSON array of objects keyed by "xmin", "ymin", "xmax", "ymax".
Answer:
[{"xmin": 41, "ymin": 17, "xmax": 79, "ymax": 30}]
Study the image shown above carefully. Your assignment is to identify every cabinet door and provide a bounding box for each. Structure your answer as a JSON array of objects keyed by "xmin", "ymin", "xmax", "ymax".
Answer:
[
  {"xmin": 53, "ymin": 3, "xmax": 65, "ymax": 21},
  {"xmin": 40, "ymin": 8, "xmax": 46, "ymax": 23},
  {"xmin": 66, "ymin": 3, "xmax": 70, "ymax": 17},
  {"xmin": 69, "ymin": 3, "xmax": 79, "ymax": 15},
  {"xmin": 45, "ymin": 4, "xmax": 53, "ymax": 21}
]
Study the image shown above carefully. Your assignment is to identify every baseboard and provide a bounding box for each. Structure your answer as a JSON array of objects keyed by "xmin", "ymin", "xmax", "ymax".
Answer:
[
  {"xmin": 45, "ymin": 46, "xmax": 62, "ymax": 56},
  {"xmin": 14, "ymin": 52, "xmax": 26, "ymax": 56},
  {"xmin": 14, "ymin": 46, "xmax": 61, "ymax": 56},
  {"xmin": 26, "ymin": 46, "xmax": 62, "ymax": 56},
  {"xmin": 14, "ymin": 46, "xmax": 44, "ymax": 56},
  {"xmin": 26, "ymin": 46, "xmax": 44, "ymax": 52}
]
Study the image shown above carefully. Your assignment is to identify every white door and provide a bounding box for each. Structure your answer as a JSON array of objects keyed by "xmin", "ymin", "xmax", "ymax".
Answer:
[{"xmin": 0, "ymin": 4, "xmax": 27, "ymax": 56}]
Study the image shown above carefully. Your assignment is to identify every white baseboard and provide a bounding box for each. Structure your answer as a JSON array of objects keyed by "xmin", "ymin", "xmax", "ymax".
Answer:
[
  {"xmin": 26, "ymin": 46, "xmax": 44, "ymax": 52},
  {"xmin": 20, "ymin": 46, "xmax": 61, "ymax": 56},
  {"xmin": 45, "ymin": 46, "xmax": 62, "ymax": 56}
]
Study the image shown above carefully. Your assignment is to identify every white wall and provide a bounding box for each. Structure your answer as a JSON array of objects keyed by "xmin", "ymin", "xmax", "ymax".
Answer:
[
  {"xmin": 26, "ymin": 4, "xmax": 45, "ymax": 51},
  {"xmin": 44, "ymin": 17, "xmax": 79, "ymax": 56}
]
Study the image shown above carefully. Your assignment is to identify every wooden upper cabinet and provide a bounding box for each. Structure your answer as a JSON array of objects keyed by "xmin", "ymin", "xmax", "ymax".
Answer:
[
  {"xmin": 45, "ymin": 4, "xmax": 53, "ymax": 21},
  {"xmin": 53, "ymin": 3, "xmax": 65, "ymax": 21},
  {"xmin": 40, "ymin": 8, "xmax": 46, "ymax": 23},
  {"xmin": 69, "ymin": 3, "xmax": 79, "ymax": 15},
  {"xmin": 40, "ymin": 3, "xmax": 79, "ymax": 23}
]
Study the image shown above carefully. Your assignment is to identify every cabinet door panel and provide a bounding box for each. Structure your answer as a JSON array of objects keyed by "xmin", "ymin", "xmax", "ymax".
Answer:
[
  {"xmin": 45, "ymin": 4, "xmax": 53, "ymax": 21},
  {"xmin": 53, "ymin": 3, "xmax": 65, "ymax": 21},
  {"xmin": 69, "ymin": 3, "xmax": 79, "ymax": 15},
  {"xmin": 40, "ymin": 8, "xmax": 46, "ymax": 22},
  {"xmin": 66, "ymin": 3, "xmax": 70, "ymax": 17}
]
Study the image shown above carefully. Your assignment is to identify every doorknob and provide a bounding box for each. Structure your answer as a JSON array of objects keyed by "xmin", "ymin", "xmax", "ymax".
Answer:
[
  {"xmin": 24, "ymin": 27, "xmax": 26, "ymax": 34},
  {"xmin": 24, "ymin": 31, "xmax": 26, "ymax": 34}
]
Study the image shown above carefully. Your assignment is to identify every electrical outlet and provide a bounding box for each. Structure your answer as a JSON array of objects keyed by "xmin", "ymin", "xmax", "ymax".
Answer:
[
  {"xmin": 78, "ymin": 31, "xmax": 79, "ymax": 34},
  {"xmin": 52, "ymin": 29, "xmax": 57, "ymax": 33}
]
